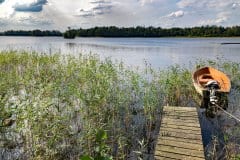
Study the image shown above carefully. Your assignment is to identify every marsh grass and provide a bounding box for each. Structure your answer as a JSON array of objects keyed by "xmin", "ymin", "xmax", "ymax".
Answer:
[
  {"xmin": 0, "ymin": 51, "xmax": 240, "ymax": 160},
  {"xmin": 0, "ymin": 51, "xmax": 163, "ymax": 160}
]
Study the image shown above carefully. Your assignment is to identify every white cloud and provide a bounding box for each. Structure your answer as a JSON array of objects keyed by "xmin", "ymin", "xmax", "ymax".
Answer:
[
  {"xmin": 232, "ymin": 3, "xmax": 240, "ymax": 9},
  {"xmin": 138, "ymin": 0, "xmax": 167, "ymax": 6},
  {"xmin": 177, "ymin": 0, "xmax": 237, "ymax": 9},
  {"xmin": 216, "ymin": 12, "xmax": 231, "ymax": 24},
  {"xmin": 0, "ymin": 1, "xmax": 15, "ymax": 18},
  {"xmin": 76, "ymin": 9, "xmax": 93, "ymax": 17},
  {"xmin": 15, "ymin": 15, "xmax": 52, "ymax": 26},
  {"xmin": 157, "ymin": 10, "xmax": 186, "ymax": 28},
  {"xmin": 0, "ymin": 18, "xmax": 7, "ymax": 26},
  {"xmin": 177, "ymin": 0, "xmax": 200, "ymax": 8},
  {"xmin": 198, "ymin": 12, "xmax": 230, "ymax": 25},
  {"xmin": 176, "ymin": 0, "xmax": 240, "ymax": 27},
  {"xmin": 168, "ymin": 10, "xmax": 184, "ymax": 18},
  {"xmin": 0, "ymin": 13, "xmax": 53, "ymax": 31},
  {"xmin": 139, "ymin": 0, "xmax": 154, "ymax": 6},
  {"xmin": 206, "ymin": 1, "xmax": 232, "ymax": 9},
  {"xmin": 75, "ymin": 0, "xmax": 113, "ymax": 17}
]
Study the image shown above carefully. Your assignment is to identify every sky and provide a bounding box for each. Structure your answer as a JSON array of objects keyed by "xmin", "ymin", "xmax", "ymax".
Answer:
[{"xmin": 0, "ymin": 0, "xmax": 240, "ymax": 31}]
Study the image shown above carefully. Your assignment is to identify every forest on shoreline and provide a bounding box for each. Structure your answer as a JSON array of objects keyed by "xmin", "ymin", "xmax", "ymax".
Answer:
[{"xmin": 0, "ymin": 26, "xmax": 240, "ymax": 38}]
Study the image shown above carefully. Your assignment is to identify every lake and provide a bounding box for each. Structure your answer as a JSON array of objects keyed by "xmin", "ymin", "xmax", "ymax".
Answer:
[{"xmin": 0, "ymin": 36, "xmax": 240, "ymax": 69}]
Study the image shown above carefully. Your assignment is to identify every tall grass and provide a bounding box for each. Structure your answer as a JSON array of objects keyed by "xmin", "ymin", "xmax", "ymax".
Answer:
[{"xmin": 0, "ymin": 51, "xmax": 239, "ymax": 160}]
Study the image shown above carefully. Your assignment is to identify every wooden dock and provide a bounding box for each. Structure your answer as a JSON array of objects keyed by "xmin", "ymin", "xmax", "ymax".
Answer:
[{"xmin": 155, "ymin": 106, "xmax": 205, "ymax": 160}]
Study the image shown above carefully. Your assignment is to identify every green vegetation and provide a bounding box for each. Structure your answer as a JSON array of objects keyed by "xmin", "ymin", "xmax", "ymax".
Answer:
[
  {"xmin": 63, "ymin": 27, "xmax": 77, "ymax": 39},
  {"xmin": 0, "ymin": 30, "xmax": 62, "ymax": 36},
  {"xmin": 0, "ymin": 51, "xmax": 239, "ymax": 160},
  {"xmin": 1, "ymin": 26, "xmax": 240, "ymax": 38},
  {"xmin": 65, "ymin": 26, "xmax": 240, "ymax": 37}
]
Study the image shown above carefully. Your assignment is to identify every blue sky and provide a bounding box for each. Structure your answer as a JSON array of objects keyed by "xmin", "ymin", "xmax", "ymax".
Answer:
[{"xmin": 0, "ymin": 0, "xmax": 240, "ymax": 31}]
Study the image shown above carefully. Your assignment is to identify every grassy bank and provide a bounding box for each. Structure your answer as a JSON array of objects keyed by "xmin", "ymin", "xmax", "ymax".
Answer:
[{"xmin": 0, "ymin": 51, "xmax": 239, "ymax": 160}]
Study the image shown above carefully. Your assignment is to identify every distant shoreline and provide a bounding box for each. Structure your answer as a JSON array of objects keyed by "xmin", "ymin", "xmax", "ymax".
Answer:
[
  {"xmin": 1, "ymin": 35, "xmax": 240, "ymax": 38},
  {"xmin": 1, "ymin": 26, "xmax": 240, "ymax": 38},
  {"xmin": 221, "ymin": 42, "xmax": 240, "ymax": 45}
]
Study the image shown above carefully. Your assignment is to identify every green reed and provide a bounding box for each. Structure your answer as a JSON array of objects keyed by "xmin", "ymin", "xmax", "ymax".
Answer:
[{"xmin": 0, "ymin": 51, "xmax": 239, "ymax": 160}]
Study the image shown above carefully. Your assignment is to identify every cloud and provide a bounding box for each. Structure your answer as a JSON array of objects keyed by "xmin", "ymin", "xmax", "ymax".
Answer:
[
  {"xmin": 177, "ymin": 0, "xmax": 200, "ymax": 8},
  {"xmin": 92, "ymin": 4, "xmax": 112, "ymax": 14},
  {"xmin": 177, "ymin": 0, "xmax": 237, "ymax": 9},
  {"xmin": 0, "ymin": 1, "xmax": 15, "ymax": 19},
  {"xmin": 138, "ymin": 0, "xmax": 166, "ymax": 6},
  {"xmin": 139, "ymin": 0, "xmax": 154, "ymax": 6},
  {"xmin": 198, "ymin": 12, "xmax": 230, "ymax": 25},
  {"xmin": 232, "ymin": 3, "xmax": 240, "ymax": 9},
  {"xmin": 0, "ymin": 13, "xmax": 53, "ymax": 31},
  {"xmin": 13, "ymin": 0, "xmax": 47, "ymax": 12},
  {"xmin": 90, "ymin": 0, "xmax": 111, "ymax": 4},
  {"xmin": 76, "ymin": 0, "xmax": 113, "ymax": 17},
  {"xmin": 168, "ymin": 10, "xmax": 184, "ymax": 18},
  {"xmin": 176, "ymin": 0, "xmax": 239, "ymax": 27},
  {"xmin": 76, "ymin": 9, "xmax": 94, "ymax": 17},
  {"xmin": 0, "ymin": 18, "xmax": 7, "ymax": 26},
  {"xmin": 216, "ymin": 12, "xmax": 230, "ymax": 23},
  {"xmin": 16, "ymin": 15, "xmax": 52, "ymax": 25},
  {"xmin": 206, "ymin": 1, "xmax": 234, "ymax": 9},
  {"xmin": 157, "ymin": 10, "xmax": 185, "ymax": 28}
]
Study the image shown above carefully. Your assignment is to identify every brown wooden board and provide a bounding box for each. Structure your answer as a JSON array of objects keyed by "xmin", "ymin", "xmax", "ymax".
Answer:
[{"xmin": 155, "ymin": 106, "xmax": 205, "ymax": 160}]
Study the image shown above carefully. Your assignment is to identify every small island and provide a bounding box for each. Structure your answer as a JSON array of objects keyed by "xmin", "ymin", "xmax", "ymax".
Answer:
[{"xmin": 63, "ymin": 27, "xmax": 77, "ymax": 39}]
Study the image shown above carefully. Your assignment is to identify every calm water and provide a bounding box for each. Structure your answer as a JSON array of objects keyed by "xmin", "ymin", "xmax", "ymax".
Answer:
[{"xmin": 0, "ymin": 36, "xmax": 240, "ymax": 69}]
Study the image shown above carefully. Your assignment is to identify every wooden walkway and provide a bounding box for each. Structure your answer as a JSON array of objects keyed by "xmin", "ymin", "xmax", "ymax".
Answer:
[{"xmin": 155, "ymin": 106, "xmax": 205, "ymax": 160}]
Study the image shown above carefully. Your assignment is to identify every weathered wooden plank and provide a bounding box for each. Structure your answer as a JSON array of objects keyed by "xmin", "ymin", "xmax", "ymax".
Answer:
[
  {"xmin": 163, "ymin": 106, "xmax": 197, "ymax": 111},
  {"xmin": 160, "ymin": 123, "xmax": 201, "ymax": 131},
  {"xmin": 163, "ymin": 109, "xmax": 198, "ymax": 114},
  {"xmin": 158, "ymin": 136, "xmax": 203, "ymax": 145},
  {"xmin": 164, "ymin": 114, "xmax": 198, "ymax": 118},
  {"xmin": 163, "ymin": 111, "xmax": 197, "ymax": 115},
  {"xmin": 162, "ymin": 118, "xmax": 200, "ymax": 125},
  {"xmin": 155, "ymin": 151, "xmax": 205, "ymax": 160},
  {"xmin": 161, "ymin": 121, "xmax": 200, "ymax": 128},
  {"xmin": 156, "ymin": 139, "xmax": 204, "ymax": 151},
  {"xmin": 164, "ymin": 113, "xmax": 198, "ymax": 118},
  {"xmin": 163, "ymin": 116, "xmax": 199, "ymax": 121},
  {"xmin": 155, "ymin": 155, "xmax": 178, "ymax": 160},
  {"xmin": 164, "ymin": 110, "xmax": 198, "ymax": 114},
  {"xmin": 155, "ymin": 106, "xmax": 205, "ymax": 160},
  {"xmin": 160, "ymin": 130, "xmax": 202, "ymax": 140},
  {"xmin": 156, "ymin": 145, "xmax": 204, "ymax": 158},
  {"xmin": 163, "ymin": 115, "xmax": 199, "ymax": 120},
  {"xmin": 160, "ymin": 127, "xmax": 202, "ymax": 135}
]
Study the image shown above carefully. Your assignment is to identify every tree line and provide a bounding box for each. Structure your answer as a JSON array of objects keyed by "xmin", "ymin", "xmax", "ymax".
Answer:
[
  {"xmin": 0, "ymin": 30, "xmax": 62, "ymax": 36},
  {"xmin": 1, "ymin": 26, "xmax": 240, "ymax": 38},
  {"xmin": 64, "ymin": 26, "xmax": 240, "ymax": 38}
]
